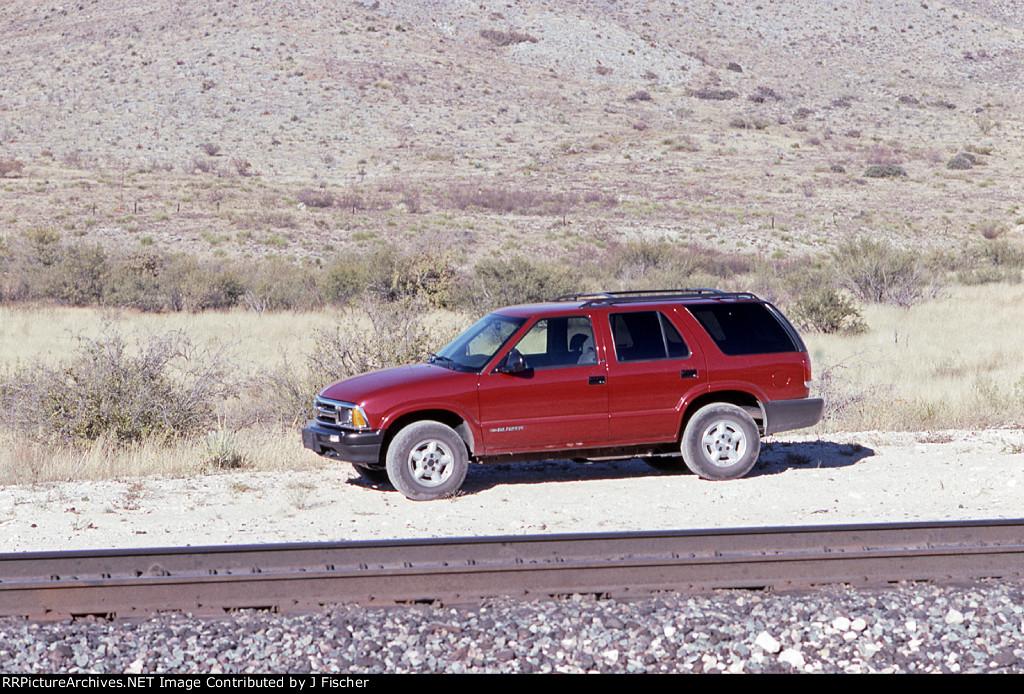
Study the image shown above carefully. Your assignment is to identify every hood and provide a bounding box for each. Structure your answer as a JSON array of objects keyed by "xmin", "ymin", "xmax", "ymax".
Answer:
[{"xmin": 319, "ymin": 362, "xmax": 472, "ymax": 408}]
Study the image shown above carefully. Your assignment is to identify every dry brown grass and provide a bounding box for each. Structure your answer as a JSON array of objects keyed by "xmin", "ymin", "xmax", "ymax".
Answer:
[
  {"xmin": 806, "ymin": 283, "xmax": 1024, "ymax": 431},
  {"xmin": 0, "ymin": 427, "xmax": 317, "ymax": 485}
]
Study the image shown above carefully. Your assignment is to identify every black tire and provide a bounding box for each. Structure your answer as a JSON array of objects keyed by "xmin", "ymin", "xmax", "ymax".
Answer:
[
  {"xmin": 352, "ymin": 464, "xmax": 391, "ymax": 485},
  {"xmin": 385, "ymin": 421, "xmax": 469, "ymax": 501},
  {"xmin": 681, "ymin": 403, "xmax": 761, "ymax": 480}
]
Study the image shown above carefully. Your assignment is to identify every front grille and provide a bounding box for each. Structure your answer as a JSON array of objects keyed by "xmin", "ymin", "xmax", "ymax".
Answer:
[{"xmin": 314, "ymin": 397, "xmax": 344, "ymax": 428}]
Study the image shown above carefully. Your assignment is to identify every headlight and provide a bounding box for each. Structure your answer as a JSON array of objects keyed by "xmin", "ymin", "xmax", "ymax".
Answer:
[{"xmin": 315, "ymin": 397, "xmax": 371, "ymax": 431}]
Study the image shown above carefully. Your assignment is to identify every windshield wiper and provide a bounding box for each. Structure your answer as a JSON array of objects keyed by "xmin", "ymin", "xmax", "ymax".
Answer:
[{"xmin": 428, "ymin": 352, "xmax": 457, "ymax": 368}]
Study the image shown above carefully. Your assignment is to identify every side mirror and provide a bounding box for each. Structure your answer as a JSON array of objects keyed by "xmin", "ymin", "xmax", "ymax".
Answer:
[{"xmin": 498, "ymin": 349, "xmax": 531, "ymax": 375}]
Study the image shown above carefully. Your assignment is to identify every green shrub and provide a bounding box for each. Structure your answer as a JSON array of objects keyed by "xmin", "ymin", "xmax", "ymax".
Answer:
[
  {"xmin": 613, "ymin": 239, "xmax": 678, "ymax": 278},
  {"xmin": 201, "ymin": 428, "xmax": 247, "ymax": 469},
  {"xmin": 259, "ymin": 299, "xmax": 438, "ymax": 425},
  {"xmin": 946, "ymin": 154, "xmax": 973, "ymax": 170},
  {"xmin": 363, "ymin": 246, "xmax": 457, "ymax": 306},
  {"xmin": 2, "ymin": 330, "xmax": 235, "ymax": 444},
  {"xmin": 863, "ymin": 164, "xmax": 907, "ymax": 178},
  {"xmin": 24, "ymin": 226, "xmax": 64, "ymax": 267},
  {"xmin": 471, "ymin": 256, "xmax": 581, "ymax": 307},
  {"xmin": 48, "ymin": 242, "xmax": 110, "ymax": 306},
  {"xmin": 163, "ymin": 255, "xmax": 246, "ymax": 312},
  {"xmin": 105, "ymin": 251, "xmax": 170, "ymax": 312},
  {"xmin": 242, "ymin": 259, "xmax": 324, "ymax": 312},
  {"xmin": 322, "ymin": 255, "xmax": 370, "ymax": 304},
  {"xmin": 605, "ymin": 239, "xmax": 690, "ymax": 289},
  {"xmin": 833, "ymin": 238, "xmax": 923, "ymax": 306},
  {"xmin": 0, "ymin": 239, "xmax": 30, "ymax": 302},
  {"xmin": 790, "ymin": 287, "xmax": 867, "ymax": 334},
  {"xmin": 956, "ymin": 239, "xmax": 1024, "ymax": 285},
  {"xmin": 687, "ymin": 243, "xmax": 755, "ymax": 279},
  {"xmin": 599, "ymin": 239, "xmax": 754, "ymax": 292},
  {"xmin": 977, "ymin": 238, "xmax": 1024, "ymax": 266}
]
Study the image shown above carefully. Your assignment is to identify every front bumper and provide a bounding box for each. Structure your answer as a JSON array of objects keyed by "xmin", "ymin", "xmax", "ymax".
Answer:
[
  {"xmin": 301, "ymin": 422, "xmax": 385, "ymax": 465},
  {"xmin": 763, "ymin": 397, "xmax": 824, "ymax": 436}
]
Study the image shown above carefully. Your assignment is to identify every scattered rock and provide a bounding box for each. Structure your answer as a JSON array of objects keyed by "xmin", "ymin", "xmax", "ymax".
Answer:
[
  {"xmin": 779, "ymin": 648, "xmax": 806, "ymax": 669},
  {"xmin": 755, "ymin": 631, "xmax": 781, "ymax": 653}
]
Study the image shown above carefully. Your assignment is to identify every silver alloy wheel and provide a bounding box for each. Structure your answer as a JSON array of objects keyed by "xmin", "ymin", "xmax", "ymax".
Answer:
[
  {"xmin": 386, "ymin": 421, "xmax": 469, "ymax": 500},
  {"xmin": 681, "ymin": 403, "xmax": 760, "ymax": 480},
  {"xmin": 407, "ymin": 439, "xmax": 455, "ymax": 487},
  {"xmin": 699, "ymin": 419, "xmax": 748, "ymax": 467}
]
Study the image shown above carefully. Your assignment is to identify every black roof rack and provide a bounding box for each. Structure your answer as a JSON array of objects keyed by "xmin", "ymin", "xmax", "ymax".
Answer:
[{"xmin": 554, "ymin": 288, "xmax": 760, "ymax": 307}]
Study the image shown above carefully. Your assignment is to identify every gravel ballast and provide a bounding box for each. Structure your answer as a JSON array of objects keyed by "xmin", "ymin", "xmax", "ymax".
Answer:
[{"xmin": 2, "ymin": 582, "xmax": 1023, "ymax": 674}]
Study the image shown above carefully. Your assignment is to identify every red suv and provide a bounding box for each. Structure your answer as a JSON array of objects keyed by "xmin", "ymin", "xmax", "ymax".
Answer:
[{"xmin": 302, "ymin": 289, "xmax": 823, "ymax": 500}]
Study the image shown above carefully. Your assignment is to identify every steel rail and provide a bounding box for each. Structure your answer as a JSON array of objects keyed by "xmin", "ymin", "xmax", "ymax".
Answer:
[{"xmin": 1, "ymin": 519, "xmax": 1022, "ymax": 620}]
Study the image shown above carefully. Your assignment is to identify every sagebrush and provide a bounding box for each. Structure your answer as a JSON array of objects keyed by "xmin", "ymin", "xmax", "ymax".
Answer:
[{"xmin": 1, "ymin": 329, "xmax": 236, "ymax": 444}]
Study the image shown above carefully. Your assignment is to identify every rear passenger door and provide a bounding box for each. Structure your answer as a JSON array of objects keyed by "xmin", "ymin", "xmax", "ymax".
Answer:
[{"xmin": 605, "ymin": 309, "xmax": 707, "ymax": 443}]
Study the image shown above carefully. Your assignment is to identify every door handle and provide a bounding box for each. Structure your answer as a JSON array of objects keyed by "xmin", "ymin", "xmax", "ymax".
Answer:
[
  {"xmin": 588, "ymin": 375, "xmax": 606, "ymax": 385},
  {"xmin": 680, "ymin": 369, "xmax": 698, "ymax": 379}
]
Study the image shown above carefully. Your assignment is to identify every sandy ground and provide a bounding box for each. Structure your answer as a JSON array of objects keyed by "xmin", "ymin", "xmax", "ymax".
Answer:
[{"xmin": 1, "ymin": 429, "xmax": 1022, "ymax": 553}]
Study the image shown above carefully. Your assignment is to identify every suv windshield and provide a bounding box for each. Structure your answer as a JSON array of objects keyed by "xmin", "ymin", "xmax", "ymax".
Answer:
[{"xmin": 433, "ymin": 313, "xmax": 526, "ymax": 372}]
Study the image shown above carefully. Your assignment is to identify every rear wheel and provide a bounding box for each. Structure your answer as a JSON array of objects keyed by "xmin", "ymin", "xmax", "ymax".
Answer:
[
  {"xmin": 681, "ymin": 403, "xmax": 760, "ymax": 480},
  {"xmin": 385, "ymin": 421, "xmax": 469, "ymax": 501}
]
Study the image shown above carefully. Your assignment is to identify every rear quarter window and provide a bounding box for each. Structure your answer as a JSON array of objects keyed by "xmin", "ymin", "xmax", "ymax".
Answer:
[
  {"xmin": 609, "ymin": 311, "xmax": 689, "ymax": 362},
  {"xmin": 689, "ymin": 302, "xmax": 802, "ymax": 356}
]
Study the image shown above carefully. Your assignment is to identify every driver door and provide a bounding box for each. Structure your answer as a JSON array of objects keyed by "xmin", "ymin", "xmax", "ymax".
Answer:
[{"xmin": 478, "ymin": 315, "xmax": 609, "ymax": 453}]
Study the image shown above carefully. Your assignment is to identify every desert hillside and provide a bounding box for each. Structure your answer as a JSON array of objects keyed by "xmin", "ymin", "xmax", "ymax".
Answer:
[
  {"xmin": 1, "ymin": 0, "xmax": 1022, "ymax": 262},
  {"xmin": 1, "ymin": 5, "xmax": 1024, "ymax": 565}
]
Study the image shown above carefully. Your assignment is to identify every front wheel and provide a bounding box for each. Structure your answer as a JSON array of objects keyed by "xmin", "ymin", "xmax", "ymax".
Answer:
[
  {"xmin": 385, "ymin": 421, "xmax": 469, "ymax": 501},
  {"xmin": 681, "ymin": 403, "xmax": 760, "ymax": 480}
]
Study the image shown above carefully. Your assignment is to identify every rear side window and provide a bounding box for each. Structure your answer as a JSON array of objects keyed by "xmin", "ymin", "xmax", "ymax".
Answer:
[
  {"xmin": 689, "ymin": 303, "xmax": 800, "ymax": 355},
  {"xmin": 610, "ymin": 311, "xmax": 689, "ymax": 362}
]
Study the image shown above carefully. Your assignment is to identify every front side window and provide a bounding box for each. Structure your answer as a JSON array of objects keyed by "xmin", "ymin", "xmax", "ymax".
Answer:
[
  {"xmin": 510, "ymin": 315, "xmax": 596, "ymax": 369},
  {"xmin": 609, "ymin": 311, "xmax": 689, "ymax": 362}
]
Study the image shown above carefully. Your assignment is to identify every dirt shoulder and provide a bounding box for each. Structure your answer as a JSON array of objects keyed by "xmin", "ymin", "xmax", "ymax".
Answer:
[{"xmin": 2, "ymin": 429, "xmax": 1022, "ymax": 553}]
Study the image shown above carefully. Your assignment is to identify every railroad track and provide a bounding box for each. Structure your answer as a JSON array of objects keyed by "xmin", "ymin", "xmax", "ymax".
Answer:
[{"xmin": 1, "ymin": 519, "xmax": 1022, "ymax": 621}]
